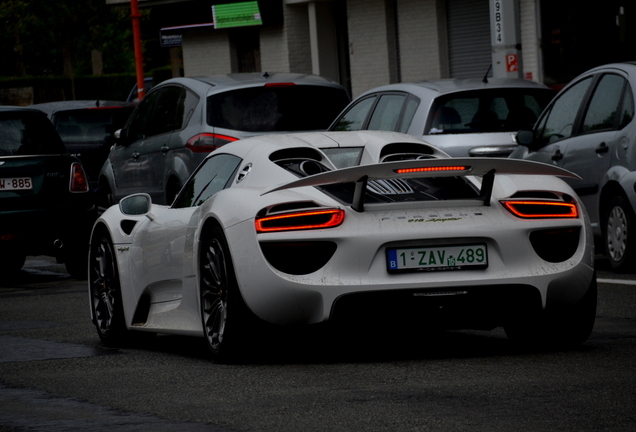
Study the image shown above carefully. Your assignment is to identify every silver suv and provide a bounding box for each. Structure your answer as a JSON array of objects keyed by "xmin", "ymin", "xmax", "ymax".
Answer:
[
  {"xmin": 511, "ymin": 62, "xmax": 636, "ymax": 271},
  {"xmin": 98, "ymin": 73, "xmax": 350, "ymax": 207}
]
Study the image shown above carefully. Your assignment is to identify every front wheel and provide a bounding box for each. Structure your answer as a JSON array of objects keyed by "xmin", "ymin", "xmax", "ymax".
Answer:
[
  {"xmin": 603, "ymin": 195, "xmax": 636, "ymax": 272},
  {"xmin": 89, "ymin": 228, "xmax": 129, "ymax": 345},
  {"xmin": 200, "ymin": 226, "xmax": 252, "ymax": 362}
]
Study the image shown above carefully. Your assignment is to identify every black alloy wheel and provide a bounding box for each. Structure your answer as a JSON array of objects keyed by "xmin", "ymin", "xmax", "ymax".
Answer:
[
  {"xmin": 89, "ymin": 228, "xmax": 128, "ymax": 345},
  {"xmin": 604, "ymin": 195, "xmax": 636, "ymax": 272},
  {"xmin": 200, "ymin": 226, "xmax": 249, "ymax": 362}
]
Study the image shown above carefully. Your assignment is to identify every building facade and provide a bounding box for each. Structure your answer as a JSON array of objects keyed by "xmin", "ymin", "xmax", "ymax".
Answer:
[{"xmin": 109, "ymin": 0, "xmax": 634, "ymax": 97}]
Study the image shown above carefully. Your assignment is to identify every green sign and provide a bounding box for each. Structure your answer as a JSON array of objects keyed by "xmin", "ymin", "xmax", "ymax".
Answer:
[{"xmin": 212, "ymin": 1, "xmax": 263, "ymax": 29}]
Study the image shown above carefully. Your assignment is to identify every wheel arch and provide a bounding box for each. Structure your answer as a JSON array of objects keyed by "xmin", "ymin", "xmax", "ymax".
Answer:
[{"xmin": 599, "ymin": 181, "xmax": 629, "ymax": 227}]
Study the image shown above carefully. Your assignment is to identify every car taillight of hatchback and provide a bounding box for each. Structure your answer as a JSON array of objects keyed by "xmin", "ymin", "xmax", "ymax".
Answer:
[
  {"xmin": 70, "ymin": 162, "xmax": 90, "ymax": 192},
  {"xmin": 186, "ymin": 133, "xmax": 239, "ymax": 153}
]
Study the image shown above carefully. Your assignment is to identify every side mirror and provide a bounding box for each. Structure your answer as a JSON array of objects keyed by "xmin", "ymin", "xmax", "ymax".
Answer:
[
  {"xmin": 119, "ymin": 193, "xmax": 154, "ymax": 220},
  {"xmin": 516, "ymin": 130, "xmax": 535, "ymax": 147},
  {"xmin": 114, "ymin": 128, "xmax": 128, "ymax": 144}
]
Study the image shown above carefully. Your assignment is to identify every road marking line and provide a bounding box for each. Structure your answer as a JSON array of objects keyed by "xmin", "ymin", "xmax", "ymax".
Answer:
[{"xmin": 597, "ymin": 278, "xmax": 636, "ymax": 286}]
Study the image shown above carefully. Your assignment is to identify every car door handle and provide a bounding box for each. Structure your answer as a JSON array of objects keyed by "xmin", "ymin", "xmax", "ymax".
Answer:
[
  {"xmin": 161, "ymin": 145, "xmax": 169, "ymax": 154},
  {"xmin": 552, "ymin": 149, "xmax": 563, "ymax": 161},
  {"xmin": 595, "ymin": 142, "xmax": 609, "ymax": 154},
  {"xmin": 132, "ymin": 152, "xmax": 140, "ymax": 159}
]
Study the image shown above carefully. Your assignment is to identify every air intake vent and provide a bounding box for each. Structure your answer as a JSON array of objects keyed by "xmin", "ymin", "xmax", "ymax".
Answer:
[{"xmin": 367, "ymin": 179, "xmax": 414, "ymax": 195}]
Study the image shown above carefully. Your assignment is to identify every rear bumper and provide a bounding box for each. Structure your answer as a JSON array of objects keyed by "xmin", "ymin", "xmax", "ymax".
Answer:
[{"xmin": 0, "ymin": 205, "xmax": 96, "ymax": 258}]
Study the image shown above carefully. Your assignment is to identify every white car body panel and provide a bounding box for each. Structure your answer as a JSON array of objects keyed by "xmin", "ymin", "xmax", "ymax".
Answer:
[{"xmin": 90, "ymin": 131, "xmax": 594, "ymax": 336}]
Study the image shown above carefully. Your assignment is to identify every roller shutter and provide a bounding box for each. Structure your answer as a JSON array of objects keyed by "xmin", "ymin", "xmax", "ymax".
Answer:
[{"xmin": 447, "ymin": 0, "xmax": 492, "ymax": 79}]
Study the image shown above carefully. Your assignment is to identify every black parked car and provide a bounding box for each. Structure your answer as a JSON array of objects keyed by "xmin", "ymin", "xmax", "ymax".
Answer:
[
  {"xmin": 29, "ymin": 100, "xmax": 135, "ymax": 189},
  {"xmin": 0, "ymin": 106, "xmax": 96, "ymax": 277}
]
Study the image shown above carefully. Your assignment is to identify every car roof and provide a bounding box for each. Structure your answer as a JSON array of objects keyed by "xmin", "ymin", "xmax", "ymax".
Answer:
[
  {"xmin": 28, "ymin": 100, "xmax": 132, "ymax": 115},
  {"xmin": 0, "ymin": 106, "xmax": 46, "ymax": 114},
  {"xmin": 357, "ymin": 77, "xmax": 550, "ymax": 97},
  {"xmin": 575, "ymin": 61, "xmax": 636, "ymax": 76},
  {"xmin": 156, "ymin": 72, "xmax": 344, "ymax": 90}
]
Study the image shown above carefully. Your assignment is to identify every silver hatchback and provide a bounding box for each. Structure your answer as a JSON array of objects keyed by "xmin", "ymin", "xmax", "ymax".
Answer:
[
  {"xmin": 511, "ymin": 62, "xmax": 636, "ymax": 272},
  {"xmin": 329, "ymin": 78, "xmax": 555, "ymax": 157},
  {"xmin": 99, "ymin": 73, "xmax": 350, "ymax": 207}
]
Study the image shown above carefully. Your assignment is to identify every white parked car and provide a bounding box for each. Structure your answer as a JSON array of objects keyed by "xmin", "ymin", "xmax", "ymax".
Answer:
[
  {"xmin": 89, "ymin": 131, "xmax": 596, "ymax": 362},
  {"xmin": 329, "ymin": 78, "xmax": 555, "ymax": 157}
]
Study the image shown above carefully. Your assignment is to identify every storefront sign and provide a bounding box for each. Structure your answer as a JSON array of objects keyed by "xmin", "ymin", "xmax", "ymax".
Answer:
[{"xmin": 212, "ymin": 1, "xmax": 262, "ymax": 29}]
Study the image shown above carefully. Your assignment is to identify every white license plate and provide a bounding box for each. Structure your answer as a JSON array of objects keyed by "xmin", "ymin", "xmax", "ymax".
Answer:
[
  {"xmin": 387, "ymin": 244, "xmax": 488, "ymax": 272},
  {"xmin": 0, "ymin": 177, "xmax": 33, "ymax": 191}
]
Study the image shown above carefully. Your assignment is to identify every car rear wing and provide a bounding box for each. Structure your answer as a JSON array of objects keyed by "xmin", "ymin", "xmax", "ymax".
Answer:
[{"xmin": 263, "ymin": 157, "xmax": 581, "ymax": 212}]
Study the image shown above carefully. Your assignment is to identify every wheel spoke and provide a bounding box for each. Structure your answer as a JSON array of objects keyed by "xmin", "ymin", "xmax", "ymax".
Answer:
[
  {"xmin": 607, "ymin": 206, "xmax": 628, "ymax": 261},
  {"xmin": 90, "ymin": 237, "xmax": 119, "ymax": 334},
  {"xmin": 201, "ymin": 236, "xmax": 230, "ymax": 352}
]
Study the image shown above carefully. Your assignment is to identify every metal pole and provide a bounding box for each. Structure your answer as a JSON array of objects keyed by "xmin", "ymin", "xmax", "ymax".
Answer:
[{"xmin": 131, "ymin": 0, "xmax": 145, "ymax": 100}]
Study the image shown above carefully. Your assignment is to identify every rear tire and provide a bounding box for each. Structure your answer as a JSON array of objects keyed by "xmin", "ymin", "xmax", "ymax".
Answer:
[
  {"xmin": 505, "ymin": 274, "xmax": 597, "ymax": 349},
  {"xmin": 1, "ymin": 252, "xmax": 26, "ymax": 275},
  {"xmin": 89, "ymin": 228, "xmax": 129, "ymax": 345},
  {"xmin": 603, "ymin": 195, "xmax": 636, "ymax": 272},
  {"xmin": 65, "ymin": 252, "xmax": 88, "ymax": 279},
  {"xmin": 199, "ymin": 226, "xmax": 252, "ymax": 362}
]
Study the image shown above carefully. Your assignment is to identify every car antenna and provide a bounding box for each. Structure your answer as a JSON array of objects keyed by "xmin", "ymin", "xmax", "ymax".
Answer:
[
  {"xmin": 263, "ymin": 72, "xmax": 270, "ymax": 78},
  {"xmin": 95, "ymin": 100, "xmax": 100, "ymax": 107},
  {"xmin": 482, "ymin": 65, "xmax": 492, "ymax": 83}
]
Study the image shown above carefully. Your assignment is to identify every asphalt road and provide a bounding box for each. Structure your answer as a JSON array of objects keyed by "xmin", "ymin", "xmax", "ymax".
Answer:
[{"xmin": 0, "ymin": 257, "xmax": 635, "ymax": 432}]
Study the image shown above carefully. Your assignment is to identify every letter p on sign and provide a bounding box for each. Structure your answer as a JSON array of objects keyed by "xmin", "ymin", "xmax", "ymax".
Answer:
[{"xmin": 506, "ymin": 54, "xmax": 518, "ymax": 72}]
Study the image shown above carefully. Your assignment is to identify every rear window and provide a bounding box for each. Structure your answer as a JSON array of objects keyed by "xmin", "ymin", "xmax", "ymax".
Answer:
[
  {"xmin": 53, "ymin": 107, "xmax": 134, "ymax": 145},
  {"xmin": 207, "ymin": 85, "xmax": 350, "ymax": 132},
  {"xmin": 0, "ymin": 111, "xmax": 66, "ymax": 156},
  {"xmin": 427, "ymin": 88, "xmax": 555, "ymax": 134}
]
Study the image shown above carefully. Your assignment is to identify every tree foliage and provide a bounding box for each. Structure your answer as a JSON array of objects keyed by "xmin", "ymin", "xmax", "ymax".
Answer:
[{"xmin": 0, "ymin": 0, "xmax": 151, "ymax": 77}]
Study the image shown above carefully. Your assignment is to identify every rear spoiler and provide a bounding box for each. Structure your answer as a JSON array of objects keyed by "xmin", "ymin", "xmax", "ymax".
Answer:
[{"xmin": 263, "ymin": 157, "xmax": 581, "ymax": 212}]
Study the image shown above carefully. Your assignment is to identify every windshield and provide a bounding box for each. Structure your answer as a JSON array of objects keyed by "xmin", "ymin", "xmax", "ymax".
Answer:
[
  {"xmin": 0, "ymin": 111, "xmax": 66, "ymax": 156},
  {"xmin": 427, "ymin": 88, "xmax": 555, "ymax": 135},
  {"xmin": 54, "ymin": 107, "xmax": 134, "ymax": 145},
  {"xmin": 207, "ymin": 85, "xmax": 350, "ymax": 132},
  {"xmin": 321, "ymin": 147, "xmax": 364, "ymax": 169}
]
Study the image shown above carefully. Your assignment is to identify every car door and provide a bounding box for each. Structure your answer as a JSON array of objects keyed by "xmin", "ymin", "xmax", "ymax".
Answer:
[
  {"xmin": 132, "ymin": 153, "xmax": 243, "ymax": 299},
  {"xmin": 135, "ymin": 85, "xmax": 184, "ymax": 202},
  {"xmin": 519, "ymin": 76, "xmax": 595, "ymax": 177},
  {"xmin": 110, "ymin": 90, "xmax": 161, "ymax": 200},
  {"xmin": 559, "ymin": 73, "xmax": 629, "ymax": 217}
]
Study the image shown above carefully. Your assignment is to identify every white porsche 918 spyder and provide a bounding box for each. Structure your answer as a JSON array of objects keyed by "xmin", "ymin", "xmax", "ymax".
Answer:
[{"xmin": 89, "ymin": 131, "xmax": 596, "ymax": 361}]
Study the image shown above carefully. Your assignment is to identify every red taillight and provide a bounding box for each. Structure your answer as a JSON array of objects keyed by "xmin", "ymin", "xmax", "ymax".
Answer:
[
  {"xmin": 186, "ymin": 133, "xmax": 238, "ymax": 153},
  {"xmin": 500, "ymin": 200, "xmax": 578, "ymax": 219},
  {"xmin": 69, "ymin": 162, "xmax": 89, "ymax": 193},
  {"xmin": 255, "ymin": 209, "xmax": 345, "ymax": 233},
  {"xmin": 394, "ymin": 166, "xmax": 469, "ymax": 174},
  {"xmin": 264, "ymin": 82, "xmax": 296, "ymax": 88}
]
